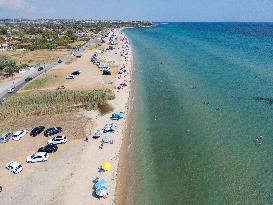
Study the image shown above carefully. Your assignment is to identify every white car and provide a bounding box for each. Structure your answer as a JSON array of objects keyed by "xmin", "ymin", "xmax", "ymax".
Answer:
[
  {"xmin": 6, "ymin": 161, "xmax": 23, "ymax": 174},
  {"xmin": 48, "ymin": 135, "xmax": 67, "ymax": 145},
  {"xmin": 7, "ymin": 87, "xmax": 15, "ymax": 93},
  {"xmin": 12, "ymin": 129, "xmax": 28, "ymax": 141},
  {"xmin": 26, "ymin": 152, "xmax": 48, "ymax": 163},
  {"xmin": 66, "ymin": 75, "xmax": 75, "ymax": 79}
]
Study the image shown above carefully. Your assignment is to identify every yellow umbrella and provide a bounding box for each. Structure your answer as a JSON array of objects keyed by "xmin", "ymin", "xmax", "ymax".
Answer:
[{"xmin": 101, "ymin": 162, "xmax": 112, "ymax": 171}]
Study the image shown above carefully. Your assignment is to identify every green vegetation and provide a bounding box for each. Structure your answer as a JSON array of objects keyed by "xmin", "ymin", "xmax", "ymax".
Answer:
[
  {"xmin": 0, "ymin": 89, "xmax": 115, "ymax": 120},
  {"xmin": 28, "ymin": 29, "xmax": 81, "ymax": 50},
  {"xmin": 0, "ymin": 27, "xmax": 7, "ymax": 35},
  {"xmin": 0, "ymin": 19, "xmax": 152, "ymax": 50},
  {"xmin": 0, "ymin": 57, "xmax": 28, "ymax": 77}
]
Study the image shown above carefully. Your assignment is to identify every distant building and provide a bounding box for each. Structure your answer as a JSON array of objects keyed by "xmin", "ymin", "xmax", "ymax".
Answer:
[{"xmin": 0, "ymin": 43, "xmax": 8, "ymax": 49}]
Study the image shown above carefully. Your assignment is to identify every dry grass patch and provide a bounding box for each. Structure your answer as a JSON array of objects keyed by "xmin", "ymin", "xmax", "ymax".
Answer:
[
  {"xmin": 69, "ymin": 41, "xmax": 86, "ymax": 48},
  {"xmin": 65, "ymin": 58, "xmax": 77, "ymax": 65},
  {"xmin": 22, "ymin": 72, "xmax": 66, "ymax": 90},
  {"xmin": 0, "ymin": 49, "xmax": 71, "ymax": 65}
]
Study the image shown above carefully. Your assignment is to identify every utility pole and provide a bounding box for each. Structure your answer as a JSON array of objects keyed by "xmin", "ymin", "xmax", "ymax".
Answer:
[{"xmin": 12, "ymin": 73, "xmax": 15, "ymax": 88}]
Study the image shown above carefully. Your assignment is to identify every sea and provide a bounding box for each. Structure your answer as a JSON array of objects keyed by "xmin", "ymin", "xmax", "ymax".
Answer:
[{"xmin": 123, "ymin": 23, "xmax": 273, "ymax": 205}]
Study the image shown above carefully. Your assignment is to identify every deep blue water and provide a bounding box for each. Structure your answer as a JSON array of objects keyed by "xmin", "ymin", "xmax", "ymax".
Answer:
[{"xmin": 124, "ymin": 23, "xmax": 273, "ymax": 205}]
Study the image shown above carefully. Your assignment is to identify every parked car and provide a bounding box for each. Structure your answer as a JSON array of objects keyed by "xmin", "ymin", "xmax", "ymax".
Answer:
[
  {"xmin": 26, "ymin": 152, "xmax": 48, "ymax": 163},
  {"xmin": 58, "ymin": 59, "xmax": 62, "ymax": 63},
  {"xmin": 38, "ymin": 67, "xmax": 44, "ymax": 71},
  {"xmin": 38, "ymin": 144, "xmax": 58, "ymax": 153},
  {"xmin": 25, "ymin": 77, "xmax": 33, "ymax": 82},
  {"xmin": 12, "ymin": 129, "xmax": 27, "ymax": 141},
  {"xmin": 102, "ymin": 70, "xmax": 111, "ymax": 75},
  {"xmin": 66, "ymin": 75, "xmax": 75, "ymax": 79},
  {"xmin": 48, "ymin": 135, "xmax": 67, "ymax": 145},
  {"xmin": 30, "ymin": 126, "xmax": 45, "ymax": 137},
  {"xmin": 57, "ymin": 85, "xmax": 66, "ymax": 90},
  {"xmin": 0, "ymin": 132, "xmax": 13, "ymax": 143},
  {"xmin": 71, "ymin": 70, "xmax": 81, "ymax": 75},
  {"xmin": 44, "ymin": 127, "xmax": 62, "ymax": 137},
  {"xmin": 7, "ymin": 87, "xmax": 15, "ymax": 93},
  {"xmin": 6, "ymin": 161, "xmax": 23, "ymax": 174},
  {"xmin": 98, "ymin": 64, "xmax": 108, "ymax": 69}
]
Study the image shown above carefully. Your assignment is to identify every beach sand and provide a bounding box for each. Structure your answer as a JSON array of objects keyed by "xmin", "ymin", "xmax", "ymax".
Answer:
[{"xmin": 0, "ymin": 29, "xmax": 132, "ymax": 205}]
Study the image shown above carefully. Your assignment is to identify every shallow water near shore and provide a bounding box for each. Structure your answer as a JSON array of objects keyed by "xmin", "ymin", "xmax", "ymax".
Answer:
[{"xmin": 123, "ymin": 23, "xmax": 273, "ymax": 205}]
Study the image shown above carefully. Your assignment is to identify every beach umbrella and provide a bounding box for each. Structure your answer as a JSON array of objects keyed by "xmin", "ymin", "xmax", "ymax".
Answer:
[
  {"xmin": 95, "ymin": 180, "xmax": 108, "ymax": 189},
  {"xmin": 95, "ymin": 186, "xmax": 108, "ymax": 197},
  {"xmin": 101, "ymin": 162, "xmax": 112, "ymax": 171},
  {"xmin": 102, "ymin": 136, "xmax": 111, "ymax": 143}
]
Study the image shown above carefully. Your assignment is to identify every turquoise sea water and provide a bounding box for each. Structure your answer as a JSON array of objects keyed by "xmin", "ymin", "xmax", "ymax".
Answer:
[{"xmin": 124, "ymin": 23, "xmax": 273, "ymax": 205}]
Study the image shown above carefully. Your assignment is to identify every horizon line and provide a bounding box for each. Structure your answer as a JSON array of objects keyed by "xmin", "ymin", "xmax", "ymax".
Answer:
[{"xmin": 0, "ymin": 18, "xmax": 272, "ymax": 23}]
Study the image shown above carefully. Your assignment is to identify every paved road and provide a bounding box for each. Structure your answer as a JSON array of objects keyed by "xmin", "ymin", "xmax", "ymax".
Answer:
[{"xmin": 0, "ymin": 38, "xmax": 97, "ymax": 101}]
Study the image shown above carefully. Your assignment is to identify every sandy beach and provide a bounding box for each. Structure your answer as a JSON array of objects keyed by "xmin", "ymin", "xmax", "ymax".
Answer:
[{"xmin": 0, "ymin": 28, "xmax": 132, "ymax": 205}]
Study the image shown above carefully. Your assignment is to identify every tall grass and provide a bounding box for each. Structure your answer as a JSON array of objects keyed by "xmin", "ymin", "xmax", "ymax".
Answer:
[{"xmin": 0, "ymin": 89, "xmax": 115, "ymax": 120}]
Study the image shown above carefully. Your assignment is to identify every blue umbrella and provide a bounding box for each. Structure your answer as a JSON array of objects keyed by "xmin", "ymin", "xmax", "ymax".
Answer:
[
  {"xmin": 102, "ymin": 136, "xmax": 111, "ymax": 143},
  {"xmin": 95, "ymin": 186, "xmax": 108, "ymax": 197},
  {"xmin": 119, "ymin": 112, "xmax": 125, "ymax": 118},
  {"xmin": 95, "ymin": 180, "xmax": 108, "ymax": 189}
]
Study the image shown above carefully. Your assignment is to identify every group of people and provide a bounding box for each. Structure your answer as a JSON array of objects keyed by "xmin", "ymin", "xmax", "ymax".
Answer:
[
  {"xmin": 255, "ymin": 136, "xmax": 263, "ymax": 145},
  {"xmin": 91, "ymin": 30, "xmax": 130, "ymax": 200}
]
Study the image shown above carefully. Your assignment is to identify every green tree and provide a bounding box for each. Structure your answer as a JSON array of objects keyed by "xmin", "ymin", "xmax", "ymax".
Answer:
[
  {"xmin": 0, "ymin": 28, "xmax": 7, "ymax": 35},
  {"xmin": 3, "ymin": 65, "xmax": 20, "ymax": 87}
]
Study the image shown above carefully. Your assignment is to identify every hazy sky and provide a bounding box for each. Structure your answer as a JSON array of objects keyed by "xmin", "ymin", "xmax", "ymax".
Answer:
[{"xmin": 0, "ymin": 0, "xmax": 272, "ymax": 22}]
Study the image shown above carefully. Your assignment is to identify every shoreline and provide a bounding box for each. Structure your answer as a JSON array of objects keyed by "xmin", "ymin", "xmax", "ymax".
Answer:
[
  {"xmin": 79, "ymin": 28, "xmax": 135, "ymax": 204},
  {"xmin": 114, "ymin": 35, "xmax": 136, "ymax": 205}
]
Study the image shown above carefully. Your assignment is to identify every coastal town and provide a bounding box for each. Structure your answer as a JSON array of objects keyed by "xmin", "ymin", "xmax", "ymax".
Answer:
[
  {"xmin": 0, "ymin": 19, "xmax": 150, "ymax": 77},
  {"xmin": 0, "ymin": 19, "xmax": 150, "ymax": 50}
]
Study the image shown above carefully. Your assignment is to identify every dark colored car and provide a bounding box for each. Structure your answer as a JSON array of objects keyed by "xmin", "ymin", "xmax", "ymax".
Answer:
[
  {"xmin": 102, "ymin": 70, "xmax": 111, "ymax": 75},
  {"xmin": 38, "ymin": 144, "xmax": 58, "ymax": 153},
  {"xmin": 25, "ymin": 77, "xmax": 33, "ymax": 82},
  {"xmin": 58, "ymin": 59, "xmax": 62, "ymax": 63},
  {"xmin": 71, "ymin": 70, "xmax": 81, "ymax": 75},
  {"xmin": 44, "ymin": 127, "xmax": 62, "ymax": 137},
  {"xmin": 38, "ymin": 67, "xmax": 44, "ymax": 71},
  {"xmin": 30, "ymin": 126, "xmax": 45, "ymax": 137}
]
